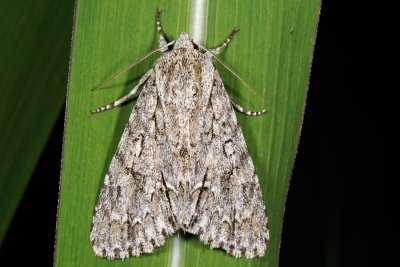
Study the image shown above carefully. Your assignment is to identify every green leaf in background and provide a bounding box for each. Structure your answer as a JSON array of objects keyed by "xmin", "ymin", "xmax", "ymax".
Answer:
[
  {"xmin": 55, "ymin": 0, "xmax": 320, "ymax": 266},
  {"xmin": 0, "ymin": 0, "xmax": 73, "ymax": 243}
]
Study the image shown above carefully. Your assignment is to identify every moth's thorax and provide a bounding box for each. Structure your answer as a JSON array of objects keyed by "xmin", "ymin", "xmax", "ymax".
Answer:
[
  {"xmin": 154, "ymin": 45, "xmax": 215, "ymax": 115},
  {"xmin": 153, "ymin": 42, "xmax": 215, "ymax": 158},
  {"xmin": 173, "ymin": 32, "xmax": 195, "ymax": 49}
]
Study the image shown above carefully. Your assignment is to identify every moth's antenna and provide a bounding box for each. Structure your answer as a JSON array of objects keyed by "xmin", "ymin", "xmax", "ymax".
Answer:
[
  {"xmin": 91, "ymin": 40, "xmax": 175, "ymax": 91},
  {"xmin": 198, "ymin": 44, "xmax": 266, "ymax": 105}
]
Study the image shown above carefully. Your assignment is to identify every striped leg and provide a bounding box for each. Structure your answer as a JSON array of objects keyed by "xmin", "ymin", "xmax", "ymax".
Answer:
[
  {"xmin": 156, "ymin": 9, "xmax": 168, "ymax": 52},
  {"xmin": 210, "ymin": 28, "xmax": 239, "ymax": 55},
  {"xmin": 231, "ymin": 99, "xmax": 266, "ymax": 116},
  {"xmin": 91, "ymin": 70, "xmax": 152, "ymax": 114}
]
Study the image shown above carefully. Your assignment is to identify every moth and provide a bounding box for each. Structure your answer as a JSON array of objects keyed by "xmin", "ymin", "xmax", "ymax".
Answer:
[{"xmin": 90, "ymin": 9, "xmax": 269, "ymax": 259}]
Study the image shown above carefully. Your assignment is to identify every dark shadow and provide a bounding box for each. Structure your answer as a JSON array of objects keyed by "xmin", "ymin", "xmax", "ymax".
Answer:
[{"xmin": 0, "ymin": 106, "xmax": 64, "ymax": 266}]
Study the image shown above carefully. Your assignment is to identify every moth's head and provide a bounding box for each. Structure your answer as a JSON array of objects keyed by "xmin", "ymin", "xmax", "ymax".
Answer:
[{"xmin": 174, "ymin": 32, "xmax": 197, "ymax": 49}]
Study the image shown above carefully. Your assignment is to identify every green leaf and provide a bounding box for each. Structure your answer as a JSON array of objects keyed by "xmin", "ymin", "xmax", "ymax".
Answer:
[
  {"xmin": 55, "ymin": 1, "xmax": 320, "ymax": 266},
  {"xmin": 0, "ymin": 0, "xmax": 73, "ymax": 243}
]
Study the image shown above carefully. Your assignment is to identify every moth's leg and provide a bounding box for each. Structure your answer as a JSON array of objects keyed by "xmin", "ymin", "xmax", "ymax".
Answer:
[
  {"xmin": 230, "ymin": 99, "xmax": 266, "ymax": 116},
  {"xmin": 91, "ymin": 70, "xmax": 152, "ymax": 114},
  {"xmin": 209, "ymin": 28, "xmax": 239, "ymax": 55},
  {"xmin": 156, "ymin": 9, "xmax": 168, "ymax": 52}
]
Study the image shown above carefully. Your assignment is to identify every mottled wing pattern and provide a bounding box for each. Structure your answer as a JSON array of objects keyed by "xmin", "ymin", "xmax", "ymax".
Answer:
[
  {"xmin": 187, "ymin": 71, "xmax": 269, "ymax": 258},
  {"xmin": 90, "ymin": 71, "xmax": 177, "ymax": 259}
]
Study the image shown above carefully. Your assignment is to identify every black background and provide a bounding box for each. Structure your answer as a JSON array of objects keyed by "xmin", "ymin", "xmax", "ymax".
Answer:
[{"xmin": 0, "ymin": 1, "xmax": 396, "ymax": 266}]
